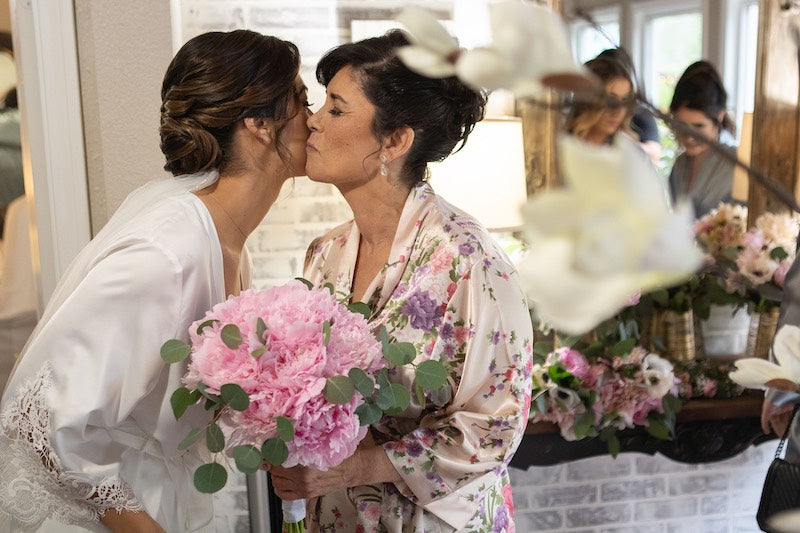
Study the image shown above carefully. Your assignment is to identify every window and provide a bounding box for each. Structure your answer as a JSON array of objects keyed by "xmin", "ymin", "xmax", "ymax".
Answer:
[{"xmin": 570, "ymin": 8, "xmax": 621, "ymax": 64}]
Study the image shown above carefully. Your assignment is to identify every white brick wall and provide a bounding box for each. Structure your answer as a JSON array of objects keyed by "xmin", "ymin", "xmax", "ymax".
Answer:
[
  {"xmin": 178, "ymin": 2, "xmax": 779, "ymax": 532},
  {"xmin": 510, "ymin": 442, "xmax": 776, "ymax": 532}
]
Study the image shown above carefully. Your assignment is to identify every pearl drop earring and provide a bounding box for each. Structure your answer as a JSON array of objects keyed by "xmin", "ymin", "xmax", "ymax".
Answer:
[{"xmin": 380, "ymin": 154, "xmax": 388, "ymax": 177}]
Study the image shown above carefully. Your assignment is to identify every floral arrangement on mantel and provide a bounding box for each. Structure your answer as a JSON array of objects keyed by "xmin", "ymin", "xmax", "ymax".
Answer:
[
  {"xmin": 693, "ymin": 203, "xmax": 799, "ymax": 315},
  {"xmin": 530, "ymin": 335, "xmax": 681, "ymax": 456}
]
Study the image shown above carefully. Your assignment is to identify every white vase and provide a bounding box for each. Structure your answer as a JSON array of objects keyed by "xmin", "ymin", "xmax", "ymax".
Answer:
[{"xmin": 700, "ymin": 304, "xmax": 751, "ymax": 356}]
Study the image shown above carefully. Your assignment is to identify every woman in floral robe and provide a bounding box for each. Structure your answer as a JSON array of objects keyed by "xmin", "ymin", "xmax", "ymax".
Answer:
[{"xmin": 268, "ymin": 31, "xmax": 533, "ymax": 532}]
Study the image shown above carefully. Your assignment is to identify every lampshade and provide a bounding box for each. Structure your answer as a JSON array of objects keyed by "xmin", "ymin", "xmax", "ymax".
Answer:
[{"xmin": 428, "ymin": 117, "xmax": 527, "ymax": 231}]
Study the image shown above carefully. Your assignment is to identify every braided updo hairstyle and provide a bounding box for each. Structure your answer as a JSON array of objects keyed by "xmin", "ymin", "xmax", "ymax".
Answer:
[
  {"xmin": 669, "ymin": 60, "xmax": 735, "ymax": 136},
  {"xmin": 316, "ymin": 30, "xmax": 487, "ymax": 187},
  {"xmin": 160, "ymin": 30, "xmax": 300, "ymax": 176}
]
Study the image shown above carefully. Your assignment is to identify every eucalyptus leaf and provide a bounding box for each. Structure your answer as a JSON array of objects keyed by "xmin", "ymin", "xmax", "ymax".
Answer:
[
  {"xmin": 261, "ymin": 438, "xmax": 289, "ymax": 465},
  {"xmin": 233, "ymin": 445, "xmax": 263, "ymax": 474},
  {"xmin": 347, "ymin": 301, "xmax": 372, "ymax": 319},
  {"xmin": 220, "ymin": 383, "xmax": 249, "ymax": 411},
  {"xmin": 377, "ymin": 383, "xmax": 410, "ymax": 412},
  {"xmin": 256, "ymin": 317, "xmax": 267, "ymax": 343},
  {"xmin": 415, "ymin": 360, "xmax": 447, "ymax": 390},
  {"xmin": 170, "ymin": 386, "xmax": 198, "ymax": 420},
  {"xmin": 384, "ymin": 343, "xmax": 416, "ymax": 366},
  {"xmin": 414, "ymin": 383, "xmax": 426, "ymax": 407},
  {"xmin": 178, "ymin": 427, "xmax": 203, "ymax": 451},
  {"xmin": 193, "ymin": 462, "xmax": 228, "ymax": 493},
  {"xmin": 160, "ymin": 339, "xmax": 191, "ymax": 364},
  {"xmin": 276, "ymin": 416, "xmax": 295, "ymax": 442},
  {"xmin": 294, "ymin": 277, "xmax": 313, "ymax": 289},
  {"xmin": 206, "ymin": 422, "xmax": 226, "ymax": 453},
  {"xmin": 324, "ymin": 375, "xmax": 355, "ymax": 404},
  {"xmin": 609, "ymin": 338, "xmax": 637, "ymax": 357},
  {"xmin": 323, "ymin": 282, "xmax": 335, "ymax": 294},
  {"xmin": 378, "ymin": 326, "xmax": 390, "ymax": 349},
  {"xmin": 645, "ymin": 417, "xmax": 671, "ymax": 440},
  {"xmin": 323, "ymin": 320, "xmax": 331, "ymax": 346},
  {"xmin": 355, "ymin": 401, "xmax": 383, "ymax": 426},
  {"xmin": 251, "ymin": 346, "xmax": 266, "ymax": 358},
  {"xmin": 348, "ymin": 368, "xmax": 374, "ymax": 397},
  {"xmin": 220, "ymin": 324, "xmax": 242, "ymax": 349},
  {"xmin": 195, "ymin": 319, "xmax": 219, "ymax": 335}
]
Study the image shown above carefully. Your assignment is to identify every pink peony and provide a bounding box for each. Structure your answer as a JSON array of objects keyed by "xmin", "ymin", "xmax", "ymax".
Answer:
[
  {"xmin": 183, "ymin": 281, "xmax": 384, "ymax": 470},
  {"xmin": 549, "ymin": 347, "xmax": 590, "ymax": 381}
]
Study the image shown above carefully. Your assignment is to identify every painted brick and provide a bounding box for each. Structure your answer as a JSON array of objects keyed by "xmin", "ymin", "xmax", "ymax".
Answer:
[
  {"xmin": 666, "ymin": 519, "xmax": 729, "ymax": 533},
  {"xmin": 601, "ymin": 479, "xmax": 666, "ymax": 502},
  {"xmin": 565, "ymin": 503, "xmax": 631, "ymax": 527},
  {"xmin": 634, "ymin": 497, "xmax": 698, "ymax": 521},
  {"xmin": 700, "ymin": 494, "xmax": 728, "ymax": 515},
  {"xmin": 567, "ymin": 456, "xmax": 633, "ymax": 481},
  {"xmin": 509, "ymin": 464, "xmax": 563, "ymax": 486},
  {"xmin": 600, "ymin": 526, "xmax": 667, "ymax": 533},
  {"xmin": 530, "ymin": 484, "xmax": 597, "ymax": 507},
  {"xmin": 514, "ymin": 510, "xmax": 563, "ymax": 531},
  {"xmin": 634, "ymin": 454, "xmax": 699, "ymax": 474},
  {"xmin": 668, "ymin": 473, "xmax": 729, "ymax": 496}
]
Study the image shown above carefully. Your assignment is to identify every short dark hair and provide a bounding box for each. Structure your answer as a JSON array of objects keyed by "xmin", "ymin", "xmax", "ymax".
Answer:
[
  {"xmin": 316, "ymin": 30, "xmax": 487, "ymax": 187},
  {"xmin": 669, "ymin": 60, "xmax": 735, "ymax": 135},
  {"xmin": 160, "ymin": 30, "xmax": 300, "ymax": 176}
]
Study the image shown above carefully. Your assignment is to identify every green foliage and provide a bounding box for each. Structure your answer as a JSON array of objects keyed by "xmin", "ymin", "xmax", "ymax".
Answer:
[
  {"xmin": 195, "ymin": 319, "xmax": 219, "ymax": 335},
  {"xmin": 194, "ymin": 462, "xmax": 228, "ymax": 493},
  {"xmin": 324, "ymin": 375, "xmax": 356, "ymax": 404},
  {"xmin": 348, "ymin": 368, "xmax": 374, "ymax": 397},
  {"xmin": 170, "ymin": 386, "xmax": 201, "ymax": 420},
  {"xmin": 233, "ymin": 445, "xmax": 262, "ymax": 474},
  {"xmin": 294, "ymin": 277, "xmax": 314, "ymax": 289},
  {"xmin": 383, "ymin": 342, "xmax": 416, "ymax": 366},
  {"xmin": 355, "ymin": 401, "xmax": 383, "ymax": 426},
  {"xmin": 220, "ymin": 384, "xmax": 249, "ymax": 412},
  {"xmin": 220, "ymin": 324, "xmax": 242, "ymax": 349},
  {"xmin": 205, "ymin": 422, "xmax": 225, "ymax": 453},
  {"xmin": 276, "ymin": 417, "xmax": 294, "ymax": 442},
  {"xmin": 347, "ymin": 302, "xmax": 372, "ymax": 319},
  {"xmin": 261, "ymin": 438, "xmax": 289, "ymax": 465},
  {"xmin": 178, "ymin": 428, "xmax": 203, "ymax": 451},
  {"xmin": 160, "ymin": 339, "xmax": 191, "ymax": 363},
  {"xmin": 415, "ymin": 360, "xmax": 447, "ymax": 390}
]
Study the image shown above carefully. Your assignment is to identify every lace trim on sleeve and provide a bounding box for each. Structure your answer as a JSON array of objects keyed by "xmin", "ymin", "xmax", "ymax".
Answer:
[{"xmin": 0, "ymin": 361, "xmax": 144, "ymax": 527}]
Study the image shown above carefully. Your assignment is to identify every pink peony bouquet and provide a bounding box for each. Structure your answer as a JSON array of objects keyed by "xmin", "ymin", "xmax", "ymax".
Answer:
[
  {"xmin": 693, "ymin": 202, "xmax": 748, "ymax": 261},
  {"xmin": 161, "ymin": 279, "xmax": 446, "ymax": 532},
  {"xmin": 529, "ymin": 342, "xmax": 681, "ymax": 455}
]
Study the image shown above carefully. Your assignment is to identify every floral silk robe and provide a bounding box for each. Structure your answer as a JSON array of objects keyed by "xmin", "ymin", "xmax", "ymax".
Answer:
[{"xmin": 304, "ymin": 183, "xmax": 533, "ymax": 532}]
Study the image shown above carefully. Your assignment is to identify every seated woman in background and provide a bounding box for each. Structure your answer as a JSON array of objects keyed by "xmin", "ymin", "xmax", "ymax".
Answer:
[
  {"xmin": 564, "ymin": 55, "xmax": 635, "ymax": 146},
  {"xmin": 667, "ymin": 60, "xmax": 737, "ymax": 218}
]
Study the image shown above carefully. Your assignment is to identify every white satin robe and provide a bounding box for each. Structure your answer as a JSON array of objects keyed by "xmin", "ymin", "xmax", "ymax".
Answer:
[{"xmin": 0, "ymin": 171, "xmax": 248, "ymax": 532}]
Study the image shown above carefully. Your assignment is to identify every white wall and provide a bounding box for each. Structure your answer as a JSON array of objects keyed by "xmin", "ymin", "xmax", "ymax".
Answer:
[{"xmin": 73, "ymin": 1, "xmax": 173, "ymax": 232}]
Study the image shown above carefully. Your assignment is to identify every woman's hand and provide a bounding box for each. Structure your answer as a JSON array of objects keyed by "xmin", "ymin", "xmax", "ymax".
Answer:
[
  {"xmin": 268, "ymin": 436, "xmax": 401, "ymax": 500},
  {"xmin": 100, "ymin": 509, "xmax": 166, "ymax": 533},
  {"xmin": 761, "ymin": 398, "xmax": 796, "ymax": 436}
]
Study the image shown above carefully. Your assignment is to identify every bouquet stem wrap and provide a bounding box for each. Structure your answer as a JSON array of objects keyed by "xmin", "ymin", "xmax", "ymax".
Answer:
[{"xmin": 281, "ymin": 499, "xmax": 305, "ymax": 532}]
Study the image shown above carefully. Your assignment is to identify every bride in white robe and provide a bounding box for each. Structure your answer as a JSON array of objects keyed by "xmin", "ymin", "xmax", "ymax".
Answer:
[{"xmin": 0, "ymin": 29, "xmax": 311, "ymax": 532}]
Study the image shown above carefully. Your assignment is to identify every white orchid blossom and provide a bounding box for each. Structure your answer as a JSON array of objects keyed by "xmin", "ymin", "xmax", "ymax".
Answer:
[
  {"xmin": 729, "ymin": 325, "xmax": 800, "ymax": 391},
  {"xmin": 396, "ymin": 3, "xmax": 591, "ymax": 96},
  {"xmin": 519, "ymin": 135, "xmax": 703, "ymax": 334}
]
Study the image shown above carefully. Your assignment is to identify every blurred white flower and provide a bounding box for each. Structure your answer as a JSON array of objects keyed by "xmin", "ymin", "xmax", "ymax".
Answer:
[
  {"xmin": 729, "ymin": 324, "xmax": 800, "ymax": 391},
  {"xmin": 519, "ymin": 135, "xmax": 703, "ymax": 334},
  {"xmin": 396, "ymin": 3, "xmax": 593, "ymax": 97},
  {"xmin": 642, "ymin": 353, "xmax": 675, "ymax": 398}
]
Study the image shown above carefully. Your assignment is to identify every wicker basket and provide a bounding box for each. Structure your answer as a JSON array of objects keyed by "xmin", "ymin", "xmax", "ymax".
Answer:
[{"xmin": 746, "ymin": 306, "xmax": 781, "ymax": 360}]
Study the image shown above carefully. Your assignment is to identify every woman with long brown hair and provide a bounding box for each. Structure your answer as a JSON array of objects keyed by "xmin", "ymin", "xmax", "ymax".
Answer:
[{"xmin": 0, "ymin": 29, "xmax": 310, "ymax": 532}]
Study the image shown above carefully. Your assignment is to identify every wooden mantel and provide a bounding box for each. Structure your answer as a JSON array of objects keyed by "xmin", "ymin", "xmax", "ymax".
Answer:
[{"xmin": 511, "ymin": 393, "xmax": 774, "ymax": 468}]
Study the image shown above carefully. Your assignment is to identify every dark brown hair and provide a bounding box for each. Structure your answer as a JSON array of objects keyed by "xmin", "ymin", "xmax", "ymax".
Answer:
[
  {"xmin": 669, "ymin": 60, "xmax": 735, "ymax": 135},
  {"xmin": 160, "ymin": 30, "xmax": 300, "ymax": 176},
  {"xmin": 316, "ymin": 30, "xmax": 486, "ymax": 187}
]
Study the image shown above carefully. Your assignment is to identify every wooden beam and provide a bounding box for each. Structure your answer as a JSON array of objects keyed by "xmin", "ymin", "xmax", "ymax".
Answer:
[{"xmin": 747, "ymin": 0, "xmax": 800, "ymax": 224}]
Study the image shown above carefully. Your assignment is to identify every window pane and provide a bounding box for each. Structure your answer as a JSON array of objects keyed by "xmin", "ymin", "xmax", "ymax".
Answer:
[
  {"xmin": 575, "ymin": 22, "xmax": 620, "ymax": 63},
  {"xmin": 648, "ymin": 12, "xmax": 703, "ymax": 109},
  {"xmin": 741, "ymin": 3, "xmax": 759, "ymax": 112}
]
